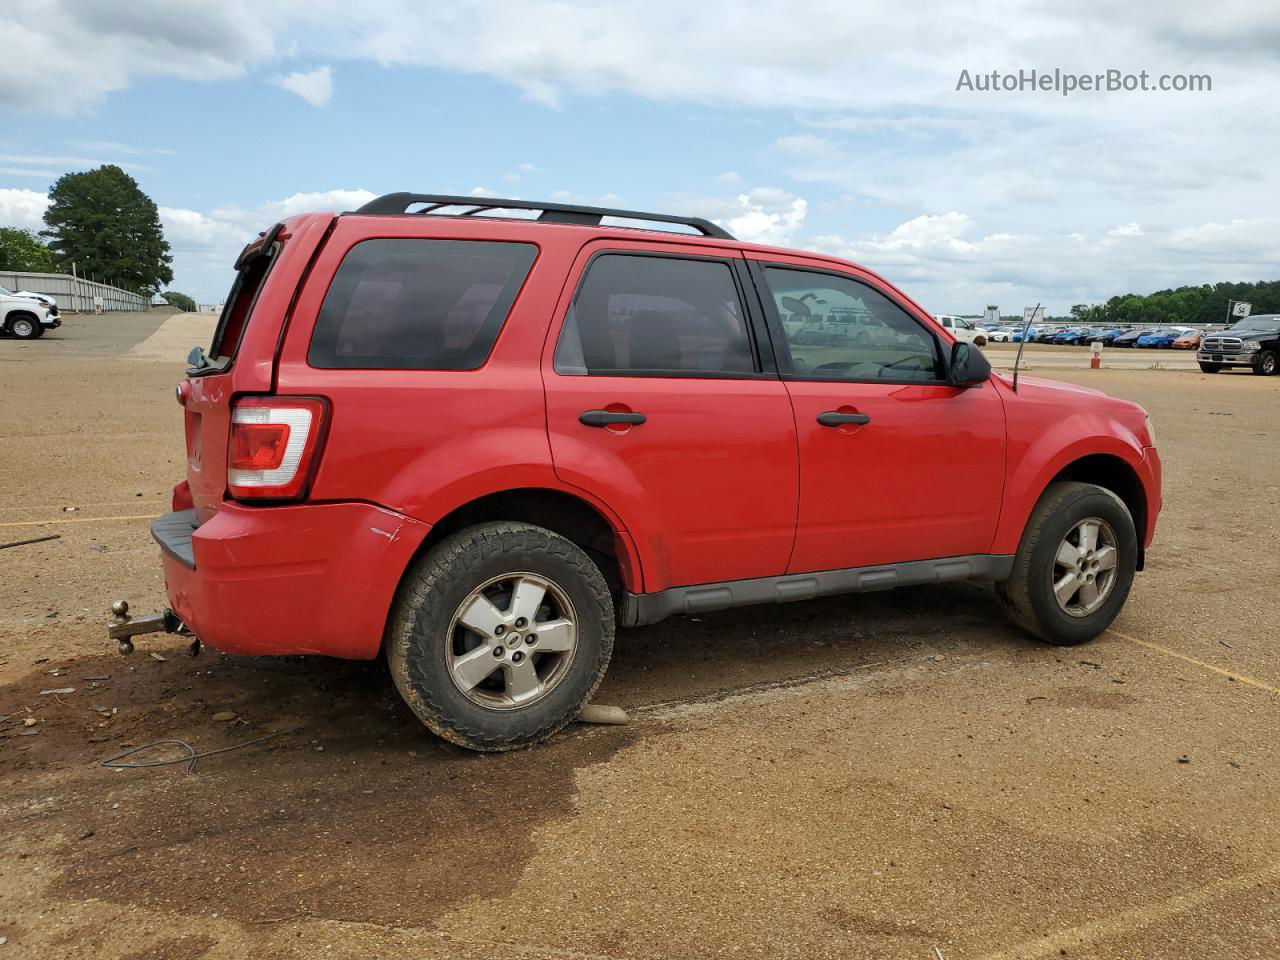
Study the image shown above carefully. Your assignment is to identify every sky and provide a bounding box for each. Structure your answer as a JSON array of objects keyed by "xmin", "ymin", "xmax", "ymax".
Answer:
[{"xmin": 1, "ymin": 0, "xmax": 1276, "ymax": 313}]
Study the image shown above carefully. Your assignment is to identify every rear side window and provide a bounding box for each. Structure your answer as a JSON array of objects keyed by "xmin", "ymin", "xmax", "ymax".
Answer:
[
  {"xmin": 554, "ymin": 254, "xmax": 755, "ymax": 377},
  {"xmin": 308, "ymin": 239, "xmax": 537, "ymax": 370}
]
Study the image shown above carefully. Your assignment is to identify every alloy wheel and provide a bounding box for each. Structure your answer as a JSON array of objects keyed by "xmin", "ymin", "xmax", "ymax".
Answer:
[
  {"xmin": 1051, "ymin": 517, "xmax": 1119, "ymax": 617},
  {"xmin": 445, "ymin": 573, "xmax": 578, "ymax": 709}
]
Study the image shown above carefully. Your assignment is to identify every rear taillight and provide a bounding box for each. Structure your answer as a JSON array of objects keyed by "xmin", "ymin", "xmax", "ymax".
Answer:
[{"xmin": 227, "ymin": 397, "xmax": 328, "ymax": 500}]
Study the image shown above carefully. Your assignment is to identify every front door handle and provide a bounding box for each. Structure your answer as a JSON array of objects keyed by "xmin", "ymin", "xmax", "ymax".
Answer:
[
  {"xmin": 580, "ymin": 410, "xmax": 647, "ymax": 428},
  {"xmin": 816, "ymin": 411, "xmax": 871, "ymax": 427}
]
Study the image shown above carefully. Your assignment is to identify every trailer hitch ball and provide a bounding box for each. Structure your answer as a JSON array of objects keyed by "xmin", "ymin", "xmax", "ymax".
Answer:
[
  {"xmin": 118, "ymin": 639, "xmax": 134, "ymax": 655},
  {"xmin": 112, "ymin": 599, "xmax": 129, "ymax": 617}
]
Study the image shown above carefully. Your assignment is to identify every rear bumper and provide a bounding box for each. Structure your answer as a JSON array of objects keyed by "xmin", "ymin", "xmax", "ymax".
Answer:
[{"xmin": 154, "ymin": 502, "xmax": 430, "ymax": 658}]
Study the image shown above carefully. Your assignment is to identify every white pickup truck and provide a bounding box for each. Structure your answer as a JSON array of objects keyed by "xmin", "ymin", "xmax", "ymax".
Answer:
[
  {"xmin": 934, "ymin": 314, "xmax": 988, "ymax": 346},
  {"xmin": 1, "ymin": 286, "xmax": 60, "ymax": 339}
]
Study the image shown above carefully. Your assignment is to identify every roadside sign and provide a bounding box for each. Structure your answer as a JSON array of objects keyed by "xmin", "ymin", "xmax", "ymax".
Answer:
[
  {"xmin": 1022, "ymin": 306, "xmax": 1045, "ymax": 324},
  {"xmin": 1233, "ymin": 302, "xmax": 1252, "ymax": 317},
  {"xmin": 93, "ymin": 296, "xmax": 104, "ymax": 314}
]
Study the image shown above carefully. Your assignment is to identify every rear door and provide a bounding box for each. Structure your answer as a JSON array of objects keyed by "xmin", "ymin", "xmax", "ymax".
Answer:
[
  {"xmin": 750, "ymin": 257, "xmax": 1006, "ymax": 574},
  {"xmin": 543, "ymin": 241, "xmax": 798, "ymax": 592}
]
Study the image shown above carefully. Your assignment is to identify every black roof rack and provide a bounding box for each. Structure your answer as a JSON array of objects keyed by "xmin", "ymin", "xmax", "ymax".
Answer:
[{"xmin": 352, "ymin": 192, "xmax": 734, "ymax": 240}]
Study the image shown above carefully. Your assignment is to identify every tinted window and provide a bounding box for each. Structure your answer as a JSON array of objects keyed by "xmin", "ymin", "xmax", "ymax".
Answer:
[
  {"xmin": 555, "ymin": 255, "xmax": 754, "ymax": 376},
  {"xmin": 309, "ymin": 239, "xmax": 536, "ymax": 370},
  {"xmin": 764, "ymin": 267, "xmax": 942, "ymax": 381}
]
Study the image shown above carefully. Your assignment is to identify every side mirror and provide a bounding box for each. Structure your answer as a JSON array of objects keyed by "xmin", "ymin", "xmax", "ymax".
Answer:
[{"xmin": 948, "ymin": 341, "xmax": 991, "ymax": 387}]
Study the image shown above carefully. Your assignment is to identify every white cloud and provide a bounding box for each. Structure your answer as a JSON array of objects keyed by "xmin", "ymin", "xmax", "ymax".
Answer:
[
  {"xmin": 809, "ymin": 211, "xmax": 1280, "ymax": 314},
  {"xmin": 274, "ymin": 65, "xmax": 333, "ymax": 107},
  {"xmin": 0, "ymin": 167, "xmax": 57, "ymax": 179},
  {"xmin": 717, "ymin": 189, "xmax": 808, "ymax": 245},
  {"xmin": 0, "ymin": 188, "xmax": 50, "ymax": 229}
]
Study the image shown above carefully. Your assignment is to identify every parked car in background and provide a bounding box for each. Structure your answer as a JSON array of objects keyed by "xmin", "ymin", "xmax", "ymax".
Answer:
[
  {"xmin": 1136, "ymin": 328, "xmax": 1180, "ymax": 348},
  {"xmin": 1093, "ymin": 328, "xmax": 1126, "ymax": 345},
  {"xmin": 1198, "ymin": 315, "xmax": 1280, "ymax": 375},
  {"xmin": 1113, "ymin": 328, "xmax": 1153, "ymax": 347},
  {"xmin": 1034, "ymin": 326, "xmax": 1070, "ymax": 343},
  {"xmin": 934, "ymin": 315, "xmax": 988, "ymax": 346},
  {"xmin": 1010, "ymin": 325, "xmax": 1038, "ymax": 342},
  {"xmin": 1055, "ymin": 327, "xmax": 1104, "ymax": 345},
  {"xmin": 985, "ymin": 325, "xmax": 1014, "ymax": 342},
  {"xmin": 0, "ymin": 287, "xmax": 59, "ymax": 339},
  {"xmin": 107, "ymin": 192, "xmax": 1163, "ymax": 752},
  {"xmin": 1172, "ymin": 331, "xmax": 1201, "ymax": 350}
]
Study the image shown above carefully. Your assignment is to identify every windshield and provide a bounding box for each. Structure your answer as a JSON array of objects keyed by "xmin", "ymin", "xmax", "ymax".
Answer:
[{"xmin": 1232, "ymin": 317, "xmax": 1280, "ymax": 334}]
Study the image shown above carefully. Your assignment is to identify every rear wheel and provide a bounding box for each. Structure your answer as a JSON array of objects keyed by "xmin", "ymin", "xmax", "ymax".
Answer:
[
  {"xmin": 8, "ymin": 314, "xmax": 39, "ymax": 339},
  {"xmin": 386, "ymin": 522, "xmax": 614, "ymax": 752},
  {"xmin": 1254, "ymin": 350, "xmax": 1278, "ymax": 376},
  {"xmin": 996, "ymin": 481, "xmax": 1138, "ymax": 646},
  {"xmin": 1198, "ymin": 362, "xmax": 1221, "ymax": 373}
]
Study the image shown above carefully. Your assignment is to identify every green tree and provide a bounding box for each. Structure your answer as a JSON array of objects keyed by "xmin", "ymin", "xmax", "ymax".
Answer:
[
  {"xmin": 0, "ymin": 227, "xmax": 55, "ymax": 272},
  {"xmin": 41, "ymin": 165, "xmax": 173, "ymax": 290},
  {"xmin": 161, "ymin": 290, "xmax": 197, "ymax": 312}
]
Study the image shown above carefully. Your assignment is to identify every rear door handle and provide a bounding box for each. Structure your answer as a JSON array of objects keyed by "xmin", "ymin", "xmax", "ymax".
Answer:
[
  {"xmin": 580, "ymin": 410, "xmax": 647, "ymax": 427},
  {"xmin": 816, "ymin": 411, "xmax": 871, "ymax": 427}
]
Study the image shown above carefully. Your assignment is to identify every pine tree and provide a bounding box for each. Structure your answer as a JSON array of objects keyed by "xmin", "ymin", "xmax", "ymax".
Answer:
[{"xmin": 42, "ymin": 165, "xmax": 173, "ymax": 291}]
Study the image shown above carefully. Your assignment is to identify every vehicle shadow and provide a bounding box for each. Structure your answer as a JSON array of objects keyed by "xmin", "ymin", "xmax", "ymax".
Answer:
[{"xmin": 3, "ymin": 580, "xmax": 1031, "ymax": 928}]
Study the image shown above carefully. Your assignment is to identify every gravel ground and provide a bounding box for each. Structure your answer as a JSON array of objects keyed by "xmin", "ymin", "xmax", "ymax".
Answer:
[{"xmin": 1, "ymin": 313, "xmax": 1278, "ymax": 959}]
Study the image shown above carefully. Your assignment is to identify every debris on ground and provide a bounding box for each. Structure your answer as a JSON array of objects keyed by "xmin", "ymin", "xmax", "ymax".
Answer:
[
  {"xmin": 39, "ymin": 687, "xmax": 75, "ymax": 696},
  {"xmin": 149, "ymin": 652, "xmax": 166, "ymax": 662},
  {"xmin": 0, "ymin": 534, "xmax": 60, "ymax": 551},
  {"xmin": 578, "ymin": 704, "xmax": 629, "ymax": 725},
  {"xmin": 211, "ymin": 711, "xmax": 237, "ymax": 722},
  {"xmin": 1177, "ymin": 755, "xmax": 1192, "ymax": 764}
]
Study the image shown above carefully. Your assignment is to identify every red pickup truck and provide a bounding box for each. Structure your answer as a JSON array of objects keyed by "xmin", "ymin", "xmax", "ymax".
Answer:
[{"xmin": 111, "ymin": 193, "xmax": 1161, "ymax": 751}]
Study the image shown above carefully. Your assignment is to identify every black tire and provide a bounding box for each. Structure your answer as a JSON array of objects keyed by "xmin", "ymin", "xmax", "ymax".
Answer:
[
  {"xmin": 995, "ymin": 481, "xmax": 1138, "ymax": 646},
  {"xmin": 8, "ymin": 313, "xmax": 39, "ymax": 339},
  {"xmin": 1198, "ymin": 362, "xmax": 1221, "ymax": 373},
  {"xmin": 386, "ymin": 522, "xmax": 614, "ymax": 752},
  {"xmin": 1254, "ymin": 350, "xmax": 1278, "ymax": 377}
]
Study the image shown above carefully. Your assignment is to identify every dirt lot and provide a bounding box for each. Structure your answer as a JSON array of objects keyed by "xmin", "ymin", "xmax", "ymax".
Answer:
[{"xmin": 2, "ymin": 313, "xmax": 1279, "ymax": 959}]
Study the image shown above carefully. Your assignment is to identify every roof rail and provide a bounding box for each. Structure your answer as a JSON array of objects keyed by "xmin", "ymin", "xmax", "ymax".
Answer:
[{"xmin": 352, "ymin": 192, "xmax": 735, "ymax": 240}]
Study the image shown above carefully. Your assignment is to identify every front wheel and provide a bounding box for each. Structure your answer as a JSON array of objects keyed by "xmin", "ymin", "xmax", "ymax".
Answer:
[
  {"xmin": 386, "ymin": 522, "xmax": 614, "ymax": 752},
  {"xmin": 996, "ymin": 481, "xmax": 1138, "ymax": 646},
  {"xmin": 8, "ymin": 314, "xmax": 39, "ymax": 339},
  {"xmin": 1198, "ymin": 362, "xmax": 1221, "ymax": 373},
  {"xmin": 1254, "ymin": 350, "xmax": 1278, "ymax": 376}
]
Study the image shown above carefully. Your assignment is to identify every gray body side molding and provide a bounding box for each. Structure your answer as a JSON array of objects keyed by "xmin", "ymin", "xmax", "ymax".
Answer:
[{"xmin": 619, "ymin": 554, "xmax": 1015, "ymax": 627}]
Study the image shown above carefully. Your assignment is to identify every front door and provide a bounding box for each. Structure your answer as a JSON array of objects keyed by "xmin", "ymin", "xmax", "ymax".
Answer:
[
  {"xmin": 751, "ymin": 259, "xmax": 1006, "ymax": 574},
  {"xmin": 543, "ymin": 243, "xmax": 798, "ymax": 592}
]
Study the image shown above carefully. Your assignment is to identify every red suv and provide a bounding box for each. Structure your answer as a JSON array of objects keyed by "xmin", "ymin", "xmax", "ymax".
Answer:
[{"xmin": 113, "ymin": 193, "xmax": 1161, "ymax": 751}]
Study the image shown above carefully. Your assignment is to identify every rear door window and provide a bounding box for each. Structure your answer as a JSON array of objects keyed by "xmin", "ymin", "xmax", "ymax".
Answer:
[
  {"xmin": 308, "ymin": 239, "xmax": 537, "ymax": 370},
  {"xmin": 207, "ymin": 227, "xmax": 281, "ymax": 368},
  {"xmin": 554, "ymin": 254, "xmax": 756, "ymax": 377}
]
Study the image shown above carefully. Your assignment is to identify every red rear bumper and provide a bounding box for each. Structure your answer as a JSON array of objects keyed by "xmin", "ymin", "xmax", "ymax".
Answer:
[{"xmin": 157, "ymin": 501, "xmax": 429, "ymax": 658}]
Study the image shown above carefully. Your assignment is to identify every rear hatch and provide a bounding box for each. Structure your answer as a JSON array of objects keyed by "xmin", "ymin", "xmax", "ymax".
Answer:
[{"xmin": 181, "ymin": 214, "xmax": 333, "ymax": 523}]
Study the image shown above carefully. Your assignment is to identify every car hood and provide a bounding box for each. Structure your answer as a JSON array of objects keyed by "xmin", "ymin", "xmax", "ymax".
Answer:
[
  {"xmin": 1219, "ymin": 327, "xmax": 1275, "ymax": 338},
  {"xmin": 1003, "ymin": 375, "xmax": 1107, "ymax": 398}
]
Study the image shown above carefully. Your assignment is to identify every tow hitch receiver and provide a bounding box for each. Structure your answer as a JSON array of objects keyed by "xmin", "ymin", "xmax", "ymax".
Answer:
[{"xmin": 108, "ymin": 600, "xmax": 196, "ymax": 656}]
